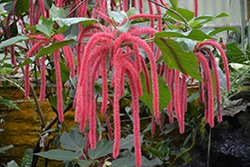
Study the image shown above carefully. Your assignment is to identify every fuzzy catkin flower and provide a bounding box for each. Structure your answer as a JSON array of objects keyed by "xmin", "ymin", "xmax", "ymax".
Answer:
[
  {"xmin": 194, "ymin": 0, "xmax": 198, "ymax": 17},
  {"xmin": 197, "ymin": 41, "xmax": 230, "ymax": 91},
  {"xmin": 196, "ymin": 52, "xmax": 214, "ymax": 127},
  {"xmin": 40, "ymin": 55, "xmax": 46, "ymax": 101},
  {"xmin": 114, "ymin": 34, "xmax": 159, "ymax": 118}
]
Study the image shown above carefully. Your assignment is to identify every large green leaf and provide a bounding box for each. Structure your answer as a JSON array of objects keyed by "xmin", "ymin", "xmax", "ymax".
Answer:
[
  {"xmin": 0, "ymin": 36, "xmax": 30, "ymax": 48},
  {"xmin": 60, "ymin": 131, "xmax": 86, "ymax": 151},
  {"xmin": 15, "ymin": 0, "xmax": 29, "ymax": 15},
  {"xmin": 34, "ymin": 150, "xmax": 78, "ymax": 160},
  {"xmin": 155, "ymin": 29, "xmax": 213, "ymax": 41},
  {"xmin": 139, "ymin": 72, "xmax": 171, "ymax": 115},
  {"xmin": 0, "ymin": 99, "xmax": 21, "ymax": 111},
  {"xmin": 111, "ymin": 156, "xmax": 163, "ymax": 167},
  {"xmin": 36, "ymin": 18, "xmax": 54, "ymax": 36},
  {"xmin": 166, "ymin": 7, "xmax": 194, "ymax": 22},
  {"xmin": 53, "ymin": 17, "xmax": 98, "ymax": 28},
  {"xmin": 78, "ymin": 160, "xmax": 92, "ymax": 167},
  {"xmin": 209, "ymin": 27, "xmax": 241, "ymax": 36},
  {"xmin": 119, "ymin": 134, "xmax": 144, "ymax": 150},
  {"xmin": 88, "ymin": 139, "xmax": 114, "ymax": 159},
  {"xmin": 154, "ymin": 38, "xmax": 202, "ymax": 82}
]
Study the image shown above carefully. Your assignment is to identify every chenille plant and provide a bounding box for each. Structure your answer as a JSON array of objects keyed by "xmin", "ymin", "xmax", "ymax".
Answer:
[{"xmin": 0, "ymin": 0, "xmax": 240, "ymax": 166}]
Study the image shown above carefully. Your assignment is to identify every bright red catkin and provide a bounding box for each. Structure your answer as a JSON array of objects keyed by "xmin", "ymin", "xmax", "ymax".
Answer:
[
  {"xmin": 166, "ymin": 67, "xmax": 174, "ymax": 123},
  {"xmin": 202, "ymin": 48, "xmax": 222, "ymax": 122},
  {"xmin": 114, "ymin": 34, "xmax": 159, "ymax": 118},
  {"xmin": 25, "ymin": 64, "xmax": 30, "ymax": 98},
  {"xmin": 194, "ymin": 0, "xmax": 198, "ymax": 17},
  {"xmin": 196, "ymin": 52, "xmax": 214, "ymax": 127},
  {"xmin": 197, "ymin": 41, "xmax": 230, "ymax": 91},
  {"xmin": 54, "ymin": 49, "xmax": 64, "ymax": 122},
  {"xmin": 101, "ymin": 55, "xmax": 108, "ymax": 114},
  {"xmin": 126, "ymin": 70, "xmax": 141, "ymax": 167},
  {"xmin": 180, "ymin": 74, "xmax": 187, "ymax": 133},
  {"xmin": 138, "ymin": 0, "xmax": 143, "ymax": 13},
  {"xmin": 40, "ymin": 55, "xmax": 46, "ymax": 101},
  {"xmin": 29, "ymin": 0, "xmax": 34, "ymax": 27},
  {"xmin": 174, "ymin": 70, "xmax": 181, "ymax": 123},
  {"xmin": 112, "ymin": 54, "xmax": 122, "ymax": 159}
]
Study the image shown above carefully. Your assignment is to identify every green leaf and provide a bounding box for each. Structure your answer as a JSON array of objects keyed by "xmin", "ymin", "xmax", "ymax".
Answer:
[
  {"xmin": 20, "ymin": 149, "xmax": 33, "ymax": 167},
  {"xmin": 167, "ymin": 7, "xmax": 194, "ymax": 22},
  {"xmin": 7, "ymin": 160, "xmax": 19, "ymax": 167},
  {"xmin": 36, "ymin": 18, "xmax": 54, "ymax": 36},
  {"xmin": 60, "ymin": 131, "xmax": 86, "ymax": 151},
  {"xmin": 0, "ymin": 144, "xmax": 14, "ymax": 153},
  {"xmin": 43, "ymin": 0, "xmax": 53, "ymax": 9},
  {"xmin": 0, "ymin": 99, "xmax": 21, "ymax": 110},
  {"xmin": 194, "ymin": 15, "xmax": 215, "ymax": 21},
  {"xmin": 139, "ymin": 71, "xmax": 171, "ymax": 115},
  {"xmin": 111, "ymin": 156, "xmax": 163, "ymax": 167},
  {"xmin": 53, "ymin": 17, "xmax": 98, "ymax": 28},
  {"xmin": 49, "ymin": 4, "xmax": 66, "ymax": 19},
  {"xmin": 4, "ymin": 2, "xmax": 14, "ymax": 13},
  {"xmin": 0, "ymin": 36, "xmax": 31, "ymax": 48},
  {"xmin": 126, "ymin": 7, "xmax": 139, "ymax": 17},
  {"xmin": 120, "ymin": 134, "xmax": 144, "ymax": 150},
  {"xmin": 88, "ymin": 139, "xmax": 114, "ymax": 159},
  {"xmin": 15, "ymin": 0, "xmax": 29, "ymax": 15},
  {"xmin": 77, "ymin": 160, "xmax": 92, "ymax": 167},
  {"xmin": 209, "ymin": 27, "xmax": 241, "ymax": 36},
  {"xmin": 155, "ymin": 29, "xmax": 214, "ymax": 41},
  {"xmin": 215, "ymin": 13, "xmax": 229, "ymax": 18},
  {"xmin": 34, "ymin": 150, "xmax": 78, "ymax": 160},
  {"xmin": 169, "ymin": 0, "xmax": 178, "ymax": 10},
  {"xmin": 108, "ymin": 11, "xmax": 125, "ymax": 23},
  {"xmin": 50, "ymin": 88, "xmax": 67, "ymax": 110},
  {"xmin": 154, "ymin": 38, "xmax": 203, "ymax": 82},
  {"xmin": 35, "ymin": 39, "xmax": 75, "ymax": 60}
]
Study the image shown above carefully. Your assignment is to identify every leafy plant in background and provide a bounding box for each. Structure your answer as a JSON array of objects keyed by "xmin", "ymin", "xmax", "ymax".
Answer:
[{"xmin": 0, "ymin": 0, "xmax": 242, "ymax": 166}]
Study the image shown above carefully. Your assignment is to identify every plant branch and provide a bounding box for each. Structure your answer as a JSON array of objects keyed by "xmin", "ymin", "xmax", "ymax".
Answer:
[{"xmin": 146, "ymin": 0, "xmax": 191, "ymax": 31}]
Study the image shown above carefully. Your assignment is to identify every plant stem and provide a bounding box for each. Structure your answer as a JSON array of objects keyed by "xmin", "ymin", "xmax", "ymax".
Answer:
[
  {"xmin": 146, "ymin": 0, "xmax": 191, "ymax": 31},
  {"xmin": 207, "ymin": 126, "xmax": 212, "ymax": 167},
  {"xmin": 66, "ymin": 0, "xmax": 87, "ymax": 17}
]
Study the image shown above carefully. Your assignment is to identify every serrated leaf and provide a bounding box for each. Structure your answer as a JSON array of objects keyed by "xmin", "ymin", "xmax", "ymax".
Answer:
[
  {"xmin": 209, "ymin": 27, "xmax": 241, "ymax": 36},
  {"xmin": 36, "ymin": 18, "xmax": 54, "ymax": 36},
  {"xmin": 49, "ymin": 4, "xmax": 66, "ymax": 19},
  {"xmin": 154, "ymin": 38, "xmax": 203, "ymax": 82},
  {"xmin": 0, "ymin": 99, "xmax": 21, "ymax": 110},
  {"xmin": 88, "ymin": 139, "xmax": 114, "ymax": 159},
  {"xmin": 34, "ymin": 150, "xmax": 78, "ymax": 160},
  {"xmin": 139, "ymin": 71, "xmax": 171, "ymax": 115},
  {"xmin": 77, "ymin": 160, "xmax": 92, "ymax": 167},
  {"xmin": 155, "ymin": 29, "xmax": 214, "ymax": 41},
  {"xmin": 0, "ymin": 36, "xmax": 30, "ymax": 48},
  {"xmin": 60, "ymin": 131, "xmax": 86, "ymax": 151}
]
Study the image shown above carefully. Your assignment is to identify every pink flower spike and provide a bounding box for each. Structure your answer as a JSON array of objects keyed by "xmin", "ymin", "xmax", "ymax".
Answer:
[
  {"xmin": 196, "ymin": 52, "xmax": 214, "ymax": 127},
  {"xmin": 39, "ymin": 0, "xmax": 45, "ymax": 17},
  {"xmin": 40, "ymin": 55, "xmax": 46, "ymax": 101},
  {"xmin": 197, "ymin": 41, "xmax": 230, "ymax": 91},
  {"xmin": 202, "ymin": 48, "xmax": 222, "ymax": 122},
  {"xmin": 194, "ymin": 0, "xmax": 198, "ymax": 17},
  {"xmin": 174, "ymin": 70, "xmax": 181, "ymax": 123},
  {"xmin": 54, "ymin": 50, "xmax": 64, "ymax": 122},
  {"xmin": 101, "ymin": 55, "xmax": 108, "ymax": 114},
  {"xmin": 133, "ymin": 44, "xmax": 141, "ymax": 72},
  {"xmin": 25, "ymin": 64, "xmax": 30, "ymax": 98}
]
